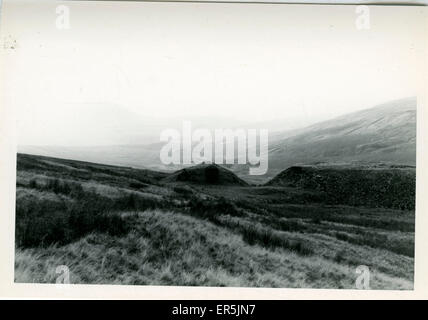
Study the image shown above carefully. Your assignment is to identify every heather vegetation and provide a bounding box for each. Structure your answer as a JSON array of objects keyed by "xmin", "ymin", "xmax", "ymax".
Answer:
[
  {"xmin": 267, "ymin": 166, "xmax": 416, "ymax": 210},
  {"xmin": 15, "ymin": 154, "xmax": 415, "ymax": 289}
]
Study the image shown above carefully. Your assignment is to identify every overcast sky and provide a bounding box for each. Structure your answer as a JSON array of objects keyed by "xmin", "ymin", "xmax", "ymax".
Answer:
[{"xmin": 1, "ymin": 1, "xmax": 426, "ymax": 145}]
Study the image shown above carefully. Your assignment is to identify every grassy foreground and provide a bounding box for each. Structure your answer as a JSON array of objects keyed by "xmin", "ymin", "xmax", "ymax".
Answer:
[
  {"xmin": 15, "ymin": 154, "xmax": 415, "ymax": 289},
  {"xmin": 15, "ymin": 210, "xmax": 412, "ymax": 289}
]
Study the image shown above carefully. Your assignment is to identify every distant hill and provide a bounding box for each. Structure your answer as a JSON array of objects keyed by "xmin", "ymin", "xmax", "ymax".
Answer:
[
  {"xmin": 19, "ymin": 98, "xmax": 417, "ymax": 185},
  {"xmin": 19, "ymin": 143, "xmax": 166, "ymax": 171},
  {"xmin": 16, "ymin": 153, "xmax": 169, "ymax": 186},
  {"xmin": 163, "ymin": 163, "xmax": 248, "ymax": 186},
  {"xmin": 266, "ymin": 164, "xmax": 416, "ymax": 210},
  {"xmin": 268, "ymin": 97, "xmax": 416, "ymax": 171}
]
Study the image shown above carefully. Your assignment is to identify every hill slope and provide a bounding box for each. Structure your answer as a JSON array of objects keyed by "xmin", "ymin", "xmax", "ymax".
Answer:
[
  {"xmin": 266, "ymin": 165, "xmax": 415, "ymax": 210},
  {"xmin": 268, "ymin": 98, "xmax": 416, "ymax": 171}
]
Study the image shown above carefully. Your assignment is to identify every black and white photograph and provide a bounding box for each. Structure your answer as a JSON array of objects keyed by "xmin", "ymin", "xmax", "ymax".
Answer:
[{"xmin": 0, "ymin": 0, "xmax": 426, "ymax": 293}]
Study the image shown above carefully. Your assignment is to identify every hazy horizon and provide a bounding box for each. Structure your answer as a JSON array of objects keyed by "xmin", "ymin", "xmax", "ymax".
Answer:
[
  {"xmin": 1, "ymin": 1, "xmax": 425, "ymax": 146},
  {"xmin": 16, "ymin": 96, "xmax": 415, "ymax": 148}
]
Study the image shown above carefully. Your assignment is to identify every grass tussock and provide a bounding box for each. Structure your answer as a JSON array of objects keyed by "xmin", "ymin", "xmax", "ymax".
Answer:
[
  {"xmin": 188, "ymin": 196, "xmax": 243, "ymax": 220},
  {"xmin": 15, "ymin": 179, "xmax": 167, "ymax": 248},
  {"xmin": 15, "ymin": 210, "xmax": 413, "ymax": 289},
  {"xmin": 239, "ymin": 224, "xmax": 313, "ymax": 256}
]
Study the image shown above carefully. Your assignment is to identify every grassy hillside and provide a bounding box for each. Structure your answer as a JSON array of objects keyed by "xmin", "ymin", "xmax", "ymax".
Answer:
[
  {"xmin": 15, "ymin": 154, "xmax": 415, "ymax": 289},
  {"xmin": 268, "ymin": 98, "xmax": 416, "ymax": 174},
  {"xmin": 266, "ymin": 165, "xmax": 415, "ymax": 210}
]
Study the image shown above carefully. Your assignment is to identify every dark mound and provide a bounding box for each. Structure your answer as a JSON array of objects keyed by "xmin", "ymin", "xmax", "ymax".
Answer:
[
  {"xmin": 164, "ymin": 163, "xmax": 248, "ymax": 186},
  {"xmin": 266, "ymin": 165, "xmax": 415, "ymax": 210}
]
